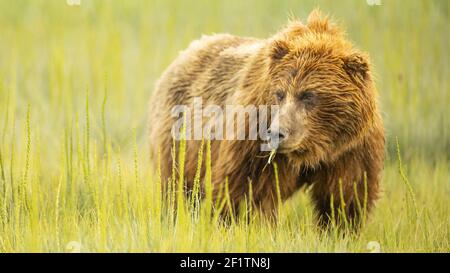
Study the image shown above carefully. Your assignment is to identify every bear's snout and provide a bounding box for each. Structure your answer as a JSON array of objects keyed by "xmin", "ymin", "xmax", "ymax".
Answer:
[{"xmin": 267, "ymin": 126, "xmax": 289, "ymax": 150}]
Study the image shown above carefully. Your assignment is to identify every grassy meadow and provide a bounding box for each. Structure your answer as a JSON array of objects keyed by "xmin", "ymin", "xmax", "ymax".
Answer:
[{"xmin": 0, "ymin": 0, "xmax": 449, "ymax": 252}]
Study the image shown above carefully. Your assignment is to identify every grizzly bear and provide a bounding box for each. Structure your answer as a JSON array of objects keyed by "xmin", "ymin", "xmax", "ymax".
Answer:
[{"xmin": 148, "ymin": 10, "xmax": 385, "ymax": 229}]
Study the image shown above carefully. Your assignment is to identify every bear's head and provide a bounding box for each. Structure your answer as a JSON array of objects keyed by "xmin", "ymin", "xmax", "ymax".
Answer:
[{"xmin": 265, "ymin": 10, "xmax": 377, "ymax": 167}]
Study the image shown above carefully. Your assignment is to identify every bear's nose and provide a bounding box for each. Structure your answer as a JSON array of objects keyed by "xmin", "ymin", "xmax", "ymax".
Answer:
[{"xmin": 267, "ymin": 128, "xmax": 287, "ymax": 144}]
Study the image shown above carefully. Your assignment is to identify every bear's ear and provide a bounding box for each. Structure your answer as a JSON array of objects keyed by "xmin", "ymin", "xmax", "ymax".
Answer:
[
  {"xmin": 269, "ymin": 39, "xmax": 290, "ymax": 61},
  {"xmin": 342, "ymin": 52, "xmax": 371, "ymax": 85}
]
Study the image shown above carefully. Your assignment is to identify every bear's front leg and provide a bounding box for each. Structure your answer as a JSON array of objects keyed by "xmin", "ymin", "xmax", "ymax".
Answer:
[{"xmin": 309, "ymin": 151, "xmax": 381, "ymax": 231}]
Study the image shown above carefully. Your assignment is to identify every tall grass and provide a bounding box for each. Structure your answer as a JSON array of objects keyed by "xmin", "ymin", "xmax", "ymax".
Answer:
[{"xmin": 0, "ymin": 0, "xmax": 448, "ymax": 252}]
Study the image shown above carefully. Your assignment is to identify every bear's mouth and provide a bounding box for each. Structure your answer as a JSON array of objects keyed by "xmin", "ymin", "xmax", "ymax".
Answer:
[
  {"xmin": 263, "ymin": 138, "xmax": 299, "ymax": 154},
  {"xmin": 273, "ymin": 144, "xmax": 301, "ymax": 154},
  {"xmin": 263, "ymin": 135, "xmax": 307, "ymax": 155},
  {"xmin": 278, "ymin": 146, "xmax": 307, "ymax": 155},
  {"xmin": 276, "ymin": 147, "xmax": 293, "ymax": 154}
]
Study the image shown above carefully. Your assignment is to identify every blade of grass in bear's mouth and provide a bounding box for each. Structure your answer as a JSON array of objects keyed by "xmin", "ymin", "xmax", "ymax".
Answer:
[
  {"xmin": 262, "ymin": 149, "xmax": 277, "ymax": 173},
  {"xmin": 268, "ymin": 149, "xmax": 277, "ymax": 164}
]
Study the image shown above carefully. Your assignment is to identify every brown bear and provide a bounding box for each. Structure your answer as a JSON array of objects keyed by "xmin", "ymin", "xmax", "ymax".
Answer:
[{"xmin": 148, "ymin": 10, "xmax": 385, "ymax": 229}]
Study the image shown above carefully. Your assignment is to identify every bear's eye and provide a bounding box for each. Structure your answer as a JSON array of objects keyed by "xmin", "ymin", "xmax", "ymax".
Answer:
[
  {"xmin": 275, "ymin": 90, "xmax": 285, "ymax": 102},
  {"xmin": 297, "ymin": 91, "xmax": 316, "ymax": 106}
]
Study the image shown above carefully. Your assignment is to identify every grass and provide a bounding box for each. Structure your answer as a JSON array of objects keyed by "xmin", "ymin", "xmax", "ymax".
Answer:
[{"xmin": 0, "ymin": 0, "xmax": 449, "ymax": 252}]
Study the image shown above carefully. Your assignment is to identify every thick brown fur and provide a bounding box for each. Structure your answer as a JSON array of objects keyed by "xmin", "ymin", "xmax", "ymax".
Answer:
[{"xmin": 148, "ymin": 10, "xmax": 385, "ymax": 229}]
